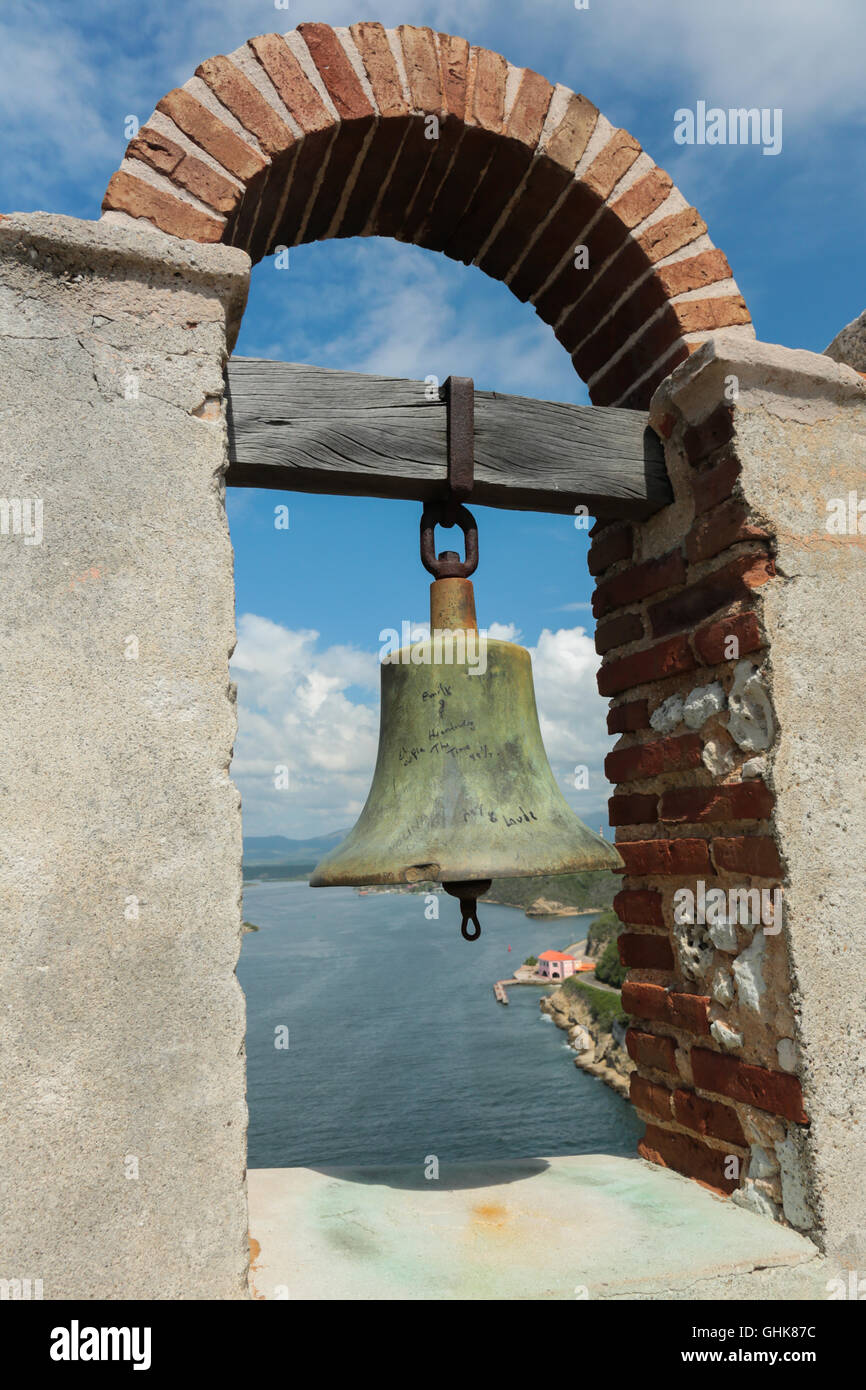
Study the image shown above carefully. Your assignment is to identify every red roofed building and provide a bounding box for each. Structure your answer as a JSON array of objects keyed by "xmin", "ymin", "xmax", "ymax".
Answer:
[{"xmin": 537, "ymin": 950, "xmax": 578, "ymax": 981}]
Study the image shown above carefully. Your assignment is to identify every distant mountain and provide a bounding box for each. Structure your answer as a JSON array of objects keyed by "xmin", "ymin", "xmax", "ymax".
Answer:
[{"xmin": 243, "ymin": 830, "xmax": 347, "ymax": 869}]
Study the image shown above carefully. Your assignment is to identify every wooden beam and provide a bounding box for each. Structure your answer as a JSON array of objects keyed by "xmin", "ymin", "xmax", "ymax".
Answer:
[{"xmin": 224, "ymin": 358, "xmax": 671, "ymax": 519}]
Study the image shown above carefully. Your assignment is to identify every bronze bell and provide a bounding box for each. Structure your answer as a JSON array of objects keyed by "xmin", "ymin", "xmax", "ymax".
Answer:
[{"xmin": 310, "ymin": 497, "xmax": 624, "ymax": 938}]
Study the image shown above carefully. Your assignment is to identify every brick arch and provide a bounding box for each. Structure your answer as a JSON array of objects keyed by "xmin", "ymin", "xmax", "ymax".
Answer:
[{"xmin": 102, "ymin": 22, "xmax": 753, "ymax": 409}]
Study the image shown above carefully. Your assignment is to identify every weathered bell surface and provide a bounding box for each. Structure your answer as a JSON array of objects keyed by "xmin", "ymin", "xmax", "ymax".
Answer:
[{"xmin": 311, "ymin": 576, "xmax": 623, "ymax": 891}]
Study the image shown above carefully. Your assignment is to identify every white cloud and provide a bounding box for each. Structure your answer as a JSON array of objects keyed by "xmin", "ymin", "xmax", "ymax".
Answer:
[
  {"xmin": 230, "ymin": 613, "xmax": 380, "ymax": 837},
  {"xmin": 303, "ymin": 241, "xmax": 580, "ymax": 400},
  {"xmin": 526, "ymin": 625, "xmax": 613, "ymax": 826},
  {"xmin": 231, "ymin": 613, "xmax": 614, "ymax": 837}
]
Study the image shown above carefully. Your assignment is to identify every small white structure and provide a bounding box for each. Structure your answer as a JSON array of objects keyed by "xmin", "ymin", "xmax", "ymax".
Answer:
[{"xmin": 537, "ymin": 951, "xmax": 578, "ymax": 981}]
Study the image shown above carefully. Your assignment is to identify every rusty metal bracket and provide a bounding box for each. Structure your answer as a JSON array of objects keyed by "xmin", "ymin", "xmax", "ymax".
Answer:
[
  {"xmin": 419, "ymin": 376, "xmax": 479, "ymax": 580},
  {"xmin": 441, "ymin": 376, "xmax": 475, "ymax": 521}
]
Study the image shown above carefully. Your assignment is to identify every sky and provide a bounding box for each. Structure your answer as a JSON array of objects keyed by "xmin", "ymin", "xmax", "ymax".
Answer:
[{"xmin": 3, "ymin": 0, "xmax": 863, "ymax": 840}]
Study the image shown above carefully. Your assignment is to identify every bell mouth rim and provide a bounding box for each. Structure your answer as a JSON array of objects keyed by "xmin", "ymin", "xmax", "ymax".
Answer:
[{"xmin": 309, "ymin": 852, "xmax": 624, "ymax": 889}]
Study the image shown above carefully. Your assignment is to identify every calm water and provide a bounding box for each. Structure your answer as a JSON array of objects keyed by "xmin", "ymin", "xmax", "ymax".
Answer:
[{"xmin": 238, "ymin": 881, "xmax": 642, "ymax": 1168}]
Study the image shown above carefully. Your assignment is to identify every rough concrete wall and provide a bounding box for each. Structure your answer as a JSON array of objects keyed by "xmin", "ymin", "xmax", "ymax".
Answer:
[
  {"xmin": 639, "ymin": 338, "xmax": 866, "ymax": 1259},
  {"xmin": 0, "ymin": 214, "xmax": 252, "ymax": 1298}
]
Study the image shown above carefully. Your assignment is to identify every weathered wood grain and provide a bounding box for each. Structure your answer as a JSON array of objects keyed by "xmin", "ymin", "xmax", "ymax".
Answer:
[{"xmin": 225, "ymin": 358, "xmax": 670, "ymax": 518}]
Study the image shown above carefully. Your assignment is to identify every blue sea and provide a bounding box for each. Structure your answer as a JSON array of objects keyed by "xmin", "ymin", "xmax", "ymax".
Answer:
[{"xmin": 238, "ymin": 880, "xmax": 642, "ymax": 1169}]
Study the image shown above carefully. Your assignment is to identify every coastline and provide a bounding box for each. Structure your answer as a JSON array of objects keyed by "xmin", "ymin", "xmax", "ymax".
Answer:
[{"xmin": 540, "ymin": 983, "xmax": 633, "ymax": 1100}]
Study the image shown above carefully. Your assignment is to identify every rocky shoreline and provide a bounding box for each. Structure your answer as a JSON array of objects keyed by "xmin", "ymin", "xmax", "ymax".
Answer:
[{"xmin": 540, "ymin": 984, "xmax": 634, "ymax": 1099}]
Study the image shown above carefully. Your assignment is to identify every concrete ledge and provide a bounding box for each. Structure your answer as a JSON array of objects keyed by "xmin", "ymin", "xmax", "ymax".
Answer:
[
  {"xmin": 0, "ymin": 212, "xmax": 250, "ymax": 349},
  {"xmin": 248, "ymin": 1155, "xmax": 827, "ymax": 1301}
]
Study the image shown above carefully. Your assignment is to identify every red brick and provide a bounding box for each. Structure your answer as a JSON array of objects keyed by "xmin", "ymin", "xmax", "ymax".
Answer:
[
  {"xmin": 656, "ymin": 412, "xmax": 677, "ymax": 440},
  {"xmin": 594, "ymin": 550, "xmax": 684, "ymax": 618},
  {"xmin": 391, "ymin": 31, "xmax": 463, "ymax": 242},
  {"xmin": 478, "ymin": 97, "xmax": 597, "ymax": 280},
  {"xmin": 588, "ymin": 523, "xmax": 633, "ymax": 576},
  {"xmin": 673, "ymin": 1089, "xmax": 746, "ymax": 1146},
  {"xmin": 694, "ymin": 612, "xmax": 763, "ymax": 666},
  {"xmin": 659, "ymin": 247, "xmax": 733, "ymax": 297},
  {"xmin": 374, "ymin": 124, "xmax": 436, "ymax": 240},
  {"xmin": 249, "ymin": 34, "xmax": 333, "ymax": 132},
  {"xmin": 617, "ymin": 838, "xmax": 712, "ymax": 876},
  {"xmin": 637, "ymin": 207, "xmax": 707, "ymax": 264},
  {"xmin": 268, "ymin": 129, "xmax": 333, "ymax": 246},
  {"xmin": 617, "ymin": 342, "xmax": 691, "ymax": 411},
  {"xmin": 467, "ymin": 45, "xmax": 508, "ymax": 131},
  {"xmin": 605, "ymin": 733, "xmax": 703, "ymax": 785},
  {"xmin": 677, "ymin": 296, "xmax": 751, "ymax": 334},
  {"xmin": 574, "ymin": 249, "xmax": 733, "ymax": 384},
  {"xmin": 583, "ymin": 127, "xmax": 642, "ymax": 199},
  {"xmin": 127, "ymin": 126, "xmax": 186, "ymax": 176},
  {"xmin": 415, "ymin": 47, "xmax": 507, "ymax": 252},
  {"xmin": 682, "ymin": 405, "xmax": 735, "ymax": 464},
  {"xmin": 625, "ymin": 1028, "xmax": 678, "ymax": 1074},
  {"xmin": 127, "ymin": 128, "xmax": 242, "ymax": 215},
  {"xmin": 595, "ymin": 611, "xmax": 643, "ymax": 655},
  {"xmin": 609, "ymin": 167, "xmax": 674, "ymax": 230},
  {"xmin": 711, "ymin": 836, "xmax": 783, "ymax": 878},
  {"xmin": 692, "ymin": 452, "xmax": 741, "ymax": 514},
  {"xmin": 102, "ymin": 170, "xmax": 225, "ymax": 243},
  {"xmin": 598, "ymin": 635, "xmax": 695, "ymax": 697},
  {"xmin": 196, "ymin": 56, "xmax": 295, "ymax": 156},
  {"xmin": 349, "ymin": 22, "xmax": 409, "ymax": 117},
  {"xmin": 607, "ymin": 699, "xmax": 649, "ymax": 734},
  {"xmin": 589, "ymin": 295, "xmax": 748, "ymax": 409},
  {"xmin": 437, "ymin": 30, "xmax": 470, "ymax": 117},
  {"xmin": 660, "ymin": 780, "xmax": 774, "ymax": 825},
  {"xmin": 622, "ymin": 981, "xmax": 710, "ymax": 1035},
  {"xmin": 639, "ymin": 1123, "xmax": 740, "ymax": 1194},
  {"xmin": 630, "ymin": 1074, "xmax": 674, "ymax": 1122},
  {"xmin": 687, "ymin": 499, "xmax": 770, "ymax": 564},
  {"xmin": 399, "ymin": 24, "xmax": 445, "ymax": 111},
  {"xmin": 557, "ymin": 239, "xmax": 651, "ymax": 345},
  {"xmin": 508, "ymin": 180, "xmax": 600, "ymax": 306},
  {"xmin": 444, "ymin": 68, "xmax": 553, "ymax": 264},
  {"xmin": 690, "ymin": 1048, "xmax": 807, "ymax": 1123},
  {"xmin": 156, "ymin": 88, "xmax": 269, "ymax": 182},
  {"xmin": 648, "ymin": 551, "xmax": 775, "ymax": 638},
  {"xmin": 614, "ymin": 889, "xmax": 664, "ymax": 926},
  {"xmin": 609, "ymin": 793, "xmax": 658, "ymax": 826},
  {"xmin": 587, "ymin": 307, "xmax": 686, "ymax": 406},
  {"xmin": 618, "ymin": 932, "xmax": 675, "ymax": 970},
  {"xmin": 297, "ymin": 23, "xmax": 374, "ymax": 121}
]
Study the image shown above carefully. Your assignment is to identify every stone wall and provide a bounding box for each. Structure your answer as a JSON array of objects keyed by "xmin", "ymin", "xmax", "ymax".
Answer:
[
  {"xmin": 0, "ymin": 213, "xmax": 252, "ymax": 1298},
  {"xmin": 600, "ymin": 336, "xmax": 866, "ymax": 1257}
]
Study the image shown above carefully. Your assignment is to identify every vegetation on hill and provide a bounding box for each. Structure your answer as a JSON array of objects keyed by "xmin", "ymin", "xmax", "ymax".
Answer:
[
  {"xmin": 486, "ymin": 869, "xmax": 619, "ymax": 913},
  {"xmin": 243, "ymin": 860, "xmax": 318, "ymax": 881},
  {"xmin": 242, "ymin": 859, "xmax": 621, "ymax": 918},
  {"xmin": 594, "ymin": 938, "xmax": 627, "ymax": 988},
  {"xmin": 585, "ymin": 907, "xmax": 621, "ymax": 956},
  {"xmin": 562, "ymin": 976, "xmax": 629, "ymax": 1029}
]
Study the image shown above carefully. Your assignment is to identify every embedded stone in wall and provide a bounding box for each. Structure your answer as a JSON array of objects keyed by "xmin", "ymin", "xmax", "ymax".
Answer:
[
  {"xmin": 776, "ymin": 1132, "xmax": 816, "ymax": 1231},
  {"xmin": 727, "ymin": 659, "xmax": 775, "ymax": 751},
  {"xmin": 733, "ymin": 1181, "xmax": 782, "ymax": 1222},
  {"xmin": 776, "ymin": 1037, "xmax": 798, "ymax": 1073},
  {"xmin": 650, "ymin": 693, "xmax": 684, "ymax": 732},
  {"xmin": 732, "ymin": 929, "xmax": 767, "ymax": 1011},
  {"xmin": 682, "ymin": 680, "xmax": 725, "ymax": 729},
  {"xmin": 710, "ymin": 1019, "xmax": 744, "ymax": 1050}
]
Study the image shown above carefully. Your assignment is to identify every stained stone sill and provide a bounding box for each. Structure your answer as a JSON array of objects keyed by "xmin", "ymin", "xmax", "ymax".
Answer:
[{"xmin": 248, "ymin": 1153, "xmax": 828, "ymax": 1301}]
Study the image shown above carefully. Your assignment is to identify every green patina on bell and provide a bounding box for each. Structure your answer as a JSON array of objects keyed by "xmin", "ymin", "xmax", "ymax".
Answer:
[{"xmin": 311, "ymin": 563, "xmax": 623, "ymax": 938}]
